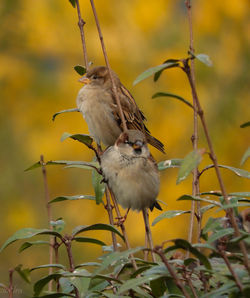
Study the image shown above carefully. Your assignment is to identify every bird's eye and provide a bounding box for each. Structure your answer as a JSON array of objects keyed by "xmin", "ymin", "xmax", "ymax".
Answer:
[{"xmin": 92, "ymin": 75, "xmax": 98, "ymax": 79}]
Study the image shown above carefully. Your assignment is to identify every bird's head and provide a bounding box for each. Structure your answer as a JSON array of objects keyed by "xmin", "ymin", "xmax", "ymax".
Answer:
[
  {"xmin": 115, "ymin": 130, "xmax": 149, "ymax": 157},
  {"xmin": 79, "ymin": 66, "xmax": 120, "ymax": 89}
]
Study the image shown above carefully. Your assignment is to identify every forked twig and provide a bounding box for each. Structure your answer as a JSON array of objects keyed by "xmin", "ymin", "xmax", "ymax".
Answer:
[{"xmin": 142, "ymin": 208, "xmax": 156, "ymax": 262}]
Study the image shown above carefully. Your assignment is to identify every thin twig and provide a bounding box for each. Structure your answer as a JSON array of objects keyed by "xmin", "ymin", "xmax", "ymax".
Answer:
[
  {"xmin": 219, "ymin": 250, "xmax": 243, "ymax": 292},
  {"xmin": 75, "ymin": 0, "xmax": 89, "ymax": 70},
  {"xmin": 8, "ymin": 269, "xmax": 14, "ymax": 298},
  {"xmin": 142, "ymin": 209, "xmax": 156, "ymax": 262},
  {"xmin": 186, "ymin": 276, "xmax": 199, "ymax": 298},
  {"xmin": 183, "ymin": 62, "xmax": 250, "ymax": 273},
  {"xmin": 40, "ymin": 155, "xmax": 53, "ymax": 291},
  {"xmin": 154, "ymin": 247, "xmax": 190, "ymax": 298},
  {"xmin": 89, "ymin": 0, "xmax": 128, "ymax": 133},
  {"xmin": 185, "ymin": 0, "xmax": 200, "ymax": 255},
  {"xmin": 105, "ymin": 187, "xmax": 118, "ymax": 251},
  {"xmin": 109, "ymin": 188, "xmax": 138, "ymax": 270}
]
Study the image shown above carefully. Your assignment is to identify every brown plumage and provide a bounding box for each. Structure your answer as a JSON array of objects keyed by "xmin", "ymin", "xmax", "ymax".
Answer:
[{"xmin": 76, "ymin": 66, "xmax": 165, "ymax": 153}]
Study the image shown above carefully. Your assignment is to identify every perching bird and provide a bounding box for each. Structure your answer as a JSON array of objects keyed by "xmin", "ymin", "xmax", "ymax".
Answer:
[
  {"xmin": 76, "ymin": 66, "xmax": 165, "ymax": 153},
  {"xmin": 100, "ymin": 129, "xmax": 161, "ymax": 212}
]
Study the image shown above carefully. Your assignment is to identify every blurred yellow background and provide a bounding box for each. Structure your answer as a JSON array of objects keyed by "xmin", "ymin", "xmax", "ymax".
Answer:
[{"xmin": 0, "ymin": 0, "xmax": 249, "ymax": 295}]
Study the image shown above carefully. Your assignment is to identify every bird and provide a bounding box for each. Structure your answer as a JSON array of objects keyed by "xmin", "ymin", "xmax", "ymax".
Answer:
[
  {"xmin": 76, "ymin": 66, "xmax": 165, "ymax": 153},
  {"xmin": 100, "ymin": 129, "xmax": 161, "ymax": 212}
]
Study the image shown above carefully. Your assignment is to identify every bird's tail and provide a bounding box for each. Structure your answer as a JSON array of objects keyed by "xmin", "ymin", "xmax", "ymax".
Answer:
[{"xmin": 146, "ymin": 133, "xmax": 165, "ymax": 154}]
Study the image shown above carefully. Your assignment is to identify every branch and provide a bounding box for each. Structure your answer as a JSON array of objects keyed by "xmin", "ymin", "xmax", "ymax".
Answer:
[
  {"xmin": 75, "ymin": 0, "xmax": 89, "ymax": 70},
  {"xmin": 89, "ymin": 0, "xmax": 128, "ymax": 133}
]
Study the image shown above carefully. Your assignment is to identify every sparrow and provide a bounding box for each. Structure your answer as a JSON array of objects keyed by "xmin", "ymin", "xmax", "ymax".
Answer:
[
  {"xmin": 100, "ymin": 129, "xmax": 161, "ymax": 212},
  {"xmin": 76, "ymin": 66, "xmax": 165, "ymax": 153}
]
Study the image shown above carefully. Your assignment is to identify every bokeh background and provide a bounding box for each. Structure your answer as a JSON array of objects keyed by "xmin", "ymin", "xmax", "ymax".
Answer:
[{"xmin": 0, "ymin": 0, "xmax": 249, "ymax": 295}]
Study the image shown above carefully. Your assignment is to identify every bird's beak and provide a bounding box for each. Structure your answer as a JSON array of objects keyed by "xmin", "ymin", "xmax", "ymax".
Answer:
[
  {"xmin": 132, "ymin": 140, "xmax": 143, "ymax": 150},
  {"xmin": 78, "ymin": 76, "xmax": 91, "ymax": 84}
]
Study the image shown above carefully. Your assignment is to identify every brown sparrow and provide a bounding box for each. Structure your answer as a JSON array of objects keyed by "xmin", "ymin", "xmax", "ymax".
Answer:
[
  {"xmin": 76, "ymin": 66, "xmax": 165, "ymax": 153},
  {"xmin": 100, "ymin": 129, "xmax": 161, "ymax": 212}
]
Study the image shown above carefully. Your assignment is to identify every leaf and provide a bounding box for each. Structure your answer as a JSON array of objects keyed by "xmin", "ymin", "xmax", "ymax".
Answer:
[
  {"xmin": 61, "ymin": 132, "xmax": 93, "ymax": 146},
  {"xmin": 192, "ymin": 243, "xmax": 215, "ymax": 250},
  {"xmin": 0, "ymin": 283, "xmax": 7, "ymax": 289},
  {"xmin": 19, "ymin": 240, "xmax": 49, "ymax": 253},
  {"xmin": 150, "ymin": 277, "xmax": 167, "ymax": 297},
  {"xmin": 92, "ymin": 170, "xmax": 105, "ymax": 204},
  {"xmin": 34, "ymin": 294, "xmax": 75, "ymax": 297},
  {"xmin": 158, "ymin": 159, "xmax": 183, "ymax": 171},
  {"xmin": 176, "ymin": 150, "xmax": 204, "ymax": 184},
  {"xmin": 50, "ymin": 219, "xmax": 65, "ymax": 233},
  {"xmin": 25, "ymin": 160, "xmax": 99, "ymax": 172},
  {"xmin": 0, "ymin": 228, "xmax": 62, "ymax": 252},
  {"xmin": 208, "ymin": 228, "xmax": 234, "ymax": 244},
  {"xmin": 73, "ymin": 237, "xmax": 106, "ymax": 246},
  {"xmin": 152, "ymin": 210, "xmax": 190, "ymax": 226},
  {"xmin": 52, "ymin": 108, "xmax": 79, "ymax": 121},
  {"xmin": 133, "ymin": 61, "xmax": 180, "ymax": 85},
  {"xmin": 75, "ymin": 262, "xmax": 100, "ymax": 269},
  {"xmin": 94, "ymin": 247, "xmax": 144, "ymax": 274},
  {"xmin": 68, "ymin": 0, "xmax": 76, "ymax": 9},
  {"xmin": 229, "ymin": 192, "xmax": 250, "ymax": 198},
  {"xmin": 15, "ymin": 264, "xmax": 31, "ymax": 283},
  {"xmin": 241, "ymin": 147, "xmax": 250, "ymax": 165},
  {"xmin": 74, "ymin": 65, "xmax": 86, "ymax": 76},
  {"xmin": 177, "ymin": 194, "xmax": 221, "ymax": 207},
  {"xmin": 117, "ymin": 274, "xmax": 160, "ymax": 295},
  {"xmin": 72, "ymin": 224, "xmax": 124, "ymax": 241},
  {"xmin": 216, "ymin": 202, "xmax": 250, "ymax": 212},
  {"xmin": 240, "ymin": 121, "xmax": 250, "ymax": 128},
  {"xmin": 33, "ymin": 273, "xmax": 63, "ymax": 296},
  {"xmin": 195, "ymin": 53, "xmax": 213, "ymax": 67},
  {"xmin": 202, "ymin": 164, "xmax": 250, "ymax": 179},
  {"xmin": 152, "ymin": 92, "xmax": 193, "ymax": 109},
  {"xmin": 202, "ymin": 217, "xmax": 222, "ymax": 234},
  {"xmin": 49, "ymin": 195, "xmax": 96, "ymax": 204},
  {"xmin": 173, "ymin": 239, "xmax": 211, "ymax": 270},
  {"xmin": 154, "ymin": 59, "xmax": 180, "ymax": 81},
  {"xmin": 30, "ymin": 264, "xmax": 66, "ymax": 272}
]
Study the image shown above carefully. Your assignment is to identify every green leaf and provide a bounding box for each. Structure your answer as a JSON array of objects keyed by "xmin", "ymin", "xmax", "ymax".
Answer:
[
  {"xmin": 241, "ymin": 147, "xmax": 250, "ymax": 165},
  {"xmin": 34, "ymin": 294, "xmax": 75, "ymax": 297},
  {"xmin": 31, "ymin": 264, "xmax": 66, "ymax": 272},
  {"xmin": 240, "ymin": 121, "xmax": 250, "ymax": 128},
  {"xmin": 173, "ymin": 239, "xmax": 211, "ymax": 270},
  {"xmin": 202, "ymin": 164, "xmax": 250, "ymax": 179},
  {"xmin": 19, "ymin": 240, "xmax": 49, "ymax": 253},
  {"xmin": 0, "ymin": 283, "xmax": 7, "ymax": 289},
  {"xmin": 52, "ymin": 108, "xmax": 79, "ymax": 121},
  {"xmin": 229, "ymin": 192, "xmax": 250, "ymax": 198},
  {"xmin": 34, "ymin": 273, "xmax": 63, "ymax": 296},
  {"xmin": 117, "ymin": 274, "xmax": 160, "ymax": 295},
  {"xmin": 133, "ymin": 61, "xmax": 180, "ymax": 85},
  {"xmin": 25, "ymin": 160, "xmax": 99, "ymax": 172},
  {"xmin": 192, "ymin": 243, "xmax": 215, "ymax": 250},
  {"xmin": 158, "ymin": 159, "xmax": 183, "ymax": 171},
  {"xmin": 0, "ymin": 228, "xmax": 62, "ymax": 252},
  {"xmin": 73, "ymin": 237, "xmax": 106, "ymax": 246},
  {"xmin": 208, "ymin": 228, "xmax": 234, "ymax": 244},
  {"xmin": 152, "ymin": 92, "xmax": 193, "ymax": 109},
  {"xmin": 177, "ymin": 194, "xmax": 221, "ymax": 206},
  {"xmin": 94, "ymin": 247, "xmax": 143, "ymax": 274},
  {"xmin": 72, "ymin": 223, "xmax": 124, "ymax": 241},
  {"xmin": 152, "ymin": 210, "xmax": 190, "ymax": 226},
  {"xmin": 15, "ymin": 264, "xmax": 31, "ymax": 283},
  {"xmin": 216, "ymin": 202, "xmax": 250, "ymax": 212},
  {"xmin": 154, "ymin": 59, "xmax": 180, "ymax": 81},
  {"xmin": 177, "ymin": 150, "xmax": 204, "ymax": 184},
  {"xmin": 61, "ymin": 132, "xmax": 93, "ymax": 146},
  {"xmin": 50, "ymin": 219, "xmax": 65, "ymax": 233},
  {"xmin": 68, "ymin": 0, "xmax": 76, "ymax": 9},
  {"xmin": 49, "ymin": 195, "xmax": 96, "ymax": 204},
  {"xmin": 202, "ymin": 217, "xmax": 222, "ymax": 234},
  {"xmin": 75, "ymin": 262, "xmax": 100, "ymax": 269},
  {"xmin": 74, "ymin": 65, "xmax": 86, "ymax": 76},
  {"xmin": 150, "ymin": 277, "xmax": 167, "ymax": 297},
  {"xmin": 195, "ymin": 53, "xmax": 213, "ymax": 67},
  {"xmin": 92, "ymin": 170, "xmax": 105, "ymax": 204}
]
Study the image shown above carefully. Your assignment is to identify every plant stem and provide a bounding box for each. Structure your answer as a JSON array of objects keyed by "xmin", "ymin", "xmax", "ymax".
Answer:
[
  {"xmin": 109, "ymin": 188, "xmax": 138, "ymax": 270},
  {"xmin": 154, "ymin": 247, "xmax": 190, "ymax": 298},
  {"xmin": 142, "ymin": 208, "xmax": 156, "ymax": 262},
  {"xmin": 89, "ymin": 0, "xmax": 128, "ymax": 132},
  {"xmin": 75, "ymin": 0, "xmax": 89, "ymax": 71},
  {"xmin": 184, "ymin": 62, "xmax": 250, "ymax": 273},
  {"xmin": 219, "ymin": 250, "xmax": 243, "ymax": 292},
  {"xmin": 185, "ymin": 0, "xmax": 200, "ymax": 254},
  {"xmin": 40, "ymin": 155, "xmax": 53, "ymax": 291},
  {"xmin": 105, "ymin": 187, "xmax": 118, "ymax": 251},
  {"xmin": 8, "ymin": 269, "xmax": 14, "ymax": 298}
]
